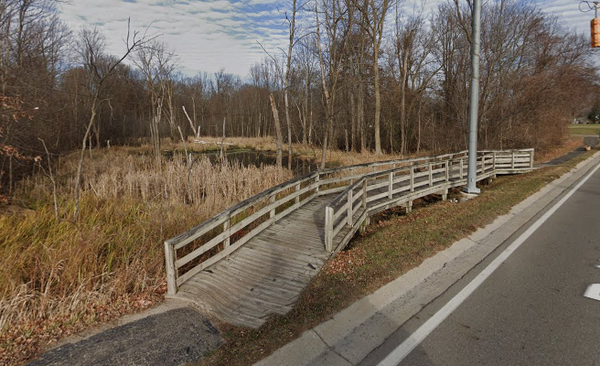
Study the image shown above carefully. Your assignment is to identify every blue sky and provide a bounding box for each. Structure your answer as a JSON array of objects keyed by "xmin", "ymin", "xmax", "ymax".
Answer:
[{"xmin": 59, "ymin": 0, "xmax": 595, "ymax": 78}]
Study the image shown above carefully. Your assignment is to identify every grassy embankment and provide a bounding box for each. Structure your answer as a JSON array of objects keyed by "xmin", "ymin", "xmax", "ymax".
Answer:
[{"xmin": 197, "ymin": 139, "xmax": 593, "ymax": 366}]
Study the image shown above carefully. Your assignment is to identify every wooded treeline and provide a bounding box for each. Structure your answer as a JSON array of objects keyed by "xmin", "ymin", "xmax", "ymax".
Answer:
[{"xmin": 1, "ymin": 0, "xmax": 598, "ymax": 180}]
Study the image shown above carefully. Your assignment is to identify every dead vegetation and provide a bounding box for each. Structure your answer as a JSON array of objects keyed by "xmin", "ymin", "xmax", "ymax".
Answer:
[{"xmin": 0, "ymin": 147, "xmax": 294, "ymax": 365}]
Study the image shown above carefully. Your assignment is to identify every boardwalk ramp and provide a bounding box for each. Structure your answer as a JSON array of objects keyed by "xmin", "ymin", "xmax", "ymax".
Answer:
[{"xmin": 164, "ymin": 149, "xmax": 534, "ymax": 328}]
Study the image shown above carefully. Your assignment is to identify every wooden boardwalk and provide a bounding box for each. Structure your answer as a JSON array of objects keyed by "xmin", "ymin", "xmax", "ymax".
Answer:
[
  {"xmin": 165, "ymin": 149, "xmax": 535, "ymax": 328},
  {"xmin": 176, "ymin": 196, "xmax": 332, "ymax": 328}
]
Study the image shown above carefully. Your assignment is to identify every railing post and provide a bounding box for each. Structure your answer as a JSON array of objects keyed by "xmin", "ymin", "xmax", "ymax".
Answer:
[
  {"xmin": 529, "ymin": 149, "xmax": 534, "ymax": 168},
  {"xmin": 347, "ymin": 189, "xmax": 353, "ymax": 226},
  {"xmin": 410, "ymin": 165, "xmax": 415, "ymax": 192},
  {"xmin": 315, "ymin": 173, "xmax": 320, "ymax": 193},
  {"xmin": 445, "ymin": 161, "xmax": 449, "ymax": 182},
  {"xmin": 388, "ymin": 172, "xmax": 393, "ymax": 199},
  {"xmin": 164, "ymin": 241, "xmax": 177, "ymax": 295},
  {"xmin": 460, "ymin": 159, "xmax": 464, "ymax": 180},
  {"xmin": 325, "ymin": 206, "xmax": 334, "ymax": 251},
  {"xmin": 428, "ymin": 162, "xmax": 433, "ymax": 187},
  {"xmin": 479, "ymin": 155, "xmax": 483, "ymax": 173},
  {"xmin": 511, "ymin": 151, "xmax": 515, "ymax": 169},
  {"xmin": 350, "ymin": 168, "xmax": 354, "ymax": 185},
  {"xmin": 362, "ymin": 179, "xmax": 368, "ymax": 209},
  {"xmin": 223, "ymin": 215, "xmax": 231, "ymax": 249},
  {"xmin": 493, "ymin": 151, "xmax": 497, "ymax": 171},
  {"xmin": 295, "ymin": 183, "xmax": 300, "ymax": 205},
  {"xmin": 483, "ymin": 153, "xmax": 487, "ymax": 173},
  {"xmin": 269, "ymin": 194, "xmax": 276, "ymax": 218}
]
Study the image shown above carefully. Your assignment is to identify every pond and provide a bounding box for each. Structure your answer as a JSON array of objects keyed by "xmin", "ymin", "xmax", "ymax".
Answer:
[{"xmin": 171, "ymin": 148, "xmax": 319, "ymax": 176}]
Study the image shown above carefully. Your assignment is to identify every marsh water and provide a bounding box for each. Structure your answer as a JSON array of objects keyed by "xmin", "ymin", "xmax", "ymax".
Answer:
[{"xmin": 171, "ymin": 149, "xmax": 319, "ymax": 175}]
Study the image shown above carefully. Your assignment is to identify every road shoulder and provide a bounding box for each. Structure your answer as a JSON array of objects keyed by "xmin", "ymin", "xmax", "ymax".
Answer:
[{"xmin": 255, "ymin": 151, "xmax": 600, "ymax": 366}]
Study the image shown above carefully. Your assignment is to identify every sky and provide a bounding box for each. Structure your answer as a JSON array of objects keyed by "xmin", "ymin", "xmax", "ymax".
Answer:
[{"xmin": 58, "ymin": 0, "xmax": 597, "ymax": 78}]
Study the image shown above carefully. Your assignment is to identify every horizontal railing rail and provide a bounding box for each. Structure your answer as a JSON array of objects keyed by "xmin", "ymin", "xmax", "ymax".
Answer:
[{"xmin": 165, "ymin": 148, "xmax": 534, "ymax": 294}]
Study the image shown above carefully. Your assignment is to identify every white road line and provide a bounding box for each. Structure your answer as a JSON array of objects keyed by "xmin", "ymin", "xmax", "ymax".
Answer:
[
  {"xmin": 377, "ymin": 160, "xmax": 600, "ymax": 366},
  {"xmin": 584, "ymin": 284, "xmax": 600, "ymax": 301}
]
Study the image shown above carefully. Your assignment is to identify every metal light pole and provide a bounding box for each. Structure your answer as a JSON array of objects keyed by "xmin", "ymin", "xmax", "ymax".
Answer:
[{"xmin": 465, "ymin": 0, "xmax": 481, "ymax": 194}]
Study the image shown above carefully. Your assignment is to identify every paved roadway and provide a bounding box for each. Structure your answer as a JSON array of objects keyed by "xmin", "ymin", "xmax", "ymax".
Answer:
[{"xmin": 361, "ymin": 159, "xmax": 600, "ymax": 365}]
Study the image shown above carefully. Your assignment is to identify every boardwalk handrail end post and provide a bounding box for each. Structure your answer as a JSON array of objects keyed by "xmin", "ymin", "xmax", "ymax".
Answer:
[
  {"xmin": 530, "ymin": 149, "xmax": 534, "ymax": 168},
  {"xmin": 165, "ymin": 240, "xmax": 178, "ymax": 295}
]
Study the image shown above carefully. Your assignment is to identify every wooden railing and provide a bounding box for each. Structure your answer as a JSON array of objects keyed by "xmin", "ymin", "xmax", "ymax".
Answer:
[
  {"xmin": 323, "ymin": 148, "xmax": 534, "ymax": 252},
  {"xmin": 164, "ymin": 148, "xmax": 534, "ymax": 294}
]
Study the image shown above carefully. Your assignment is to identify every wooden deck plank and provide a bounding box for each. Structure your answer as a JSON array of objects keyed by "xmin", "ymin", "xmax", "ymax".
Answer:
[
  {"xmin": 261, "ymin": 225, "xmax": 323, "ymax": 241},
  {"xmin": 184, "ymin": 277, "xmax": 293, "ymax": 317},
  {"xmin": 251, "ymin": 234, "xmax": 324, "ymax": 252},
  {"xmin": 244, "ymin": 243, "xmax": 327, "ymax": 264},
  {"xmin": 223, "ymin": 264, "xmax": 307, "ymax": 294},
  {"xmin": 201, "ymin": 261, "xmax": 306, "ymax": 300},
  {"xmin": 225, "ymin": 255, "xmax": 315, "ymax": 284},
  {"xmin": 248, "ymin": 241, "xmax": 329, "ymax": 261},
  {"xmin": 220, "ymin": 258, "xmax": 309, "ymax": 287},
  {"xmin": 232, "ymin": 252, "xmax": 319, "ymax": 279},
  {"xmin": 235, "ymin": 248, "xmax": 323, "ymax": 273}
]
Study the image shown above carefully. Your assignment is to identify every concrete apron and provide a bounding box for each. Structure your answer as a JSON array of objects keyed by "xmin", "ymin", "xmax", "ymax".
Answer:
[{"xmin": 255, "ymin": 151, "xmax": 600, "ymax": 366}]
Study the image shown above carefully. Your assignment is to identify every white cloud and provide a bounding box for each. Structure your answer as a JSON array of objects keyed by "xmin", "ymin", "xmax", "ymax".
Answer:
[
  {"xmin": 59, "ymin": 0, "xmax": 290, "ymax": 77},
  {"xmin": 59, "ymin": 0, "xmax": 597, "ymax": 78}
]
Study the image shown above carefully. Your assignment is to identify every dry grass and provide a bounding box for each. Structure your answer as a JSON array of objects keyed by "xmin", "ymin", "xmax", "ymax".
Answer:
[
  {"xmin": 0, "ymin": 148, "xmax": 293, "ymax": 365},
  {"xmin": 534, "ymin": 136, "xmax": 584, "ymax": 163}
]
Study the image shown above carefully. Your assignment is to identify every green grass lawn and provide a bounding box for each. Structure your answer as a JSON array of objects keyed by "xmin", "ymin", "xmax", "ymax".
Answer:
[{"xmin": 568, "ymin": 124, "xmax": 600, "ymax": 136}]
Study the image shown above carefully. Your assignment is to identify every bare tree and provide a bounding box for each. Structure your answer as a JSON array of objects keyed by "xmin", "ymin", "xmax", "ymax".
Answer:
[
  {"xmin": 269, "ymin": 93, "xmax": 284, "ymax": 167},
  {"xmin": 359, "ymin": 0, "xmax": 392, "ymax": 154},
  {"xmin": 134, "ymin": 41, "xmax": 177, "ymax": 168},
  {"xmin": 73, "ymin": 21, "xmax": 150, "ymax": 219},
  {"xmin": 315, "ymin": 0, "xmax": 354, "ymax": 168},
  {"xmin": 283, "ymin": 0, "xmax": 299, "ymax": 170}
]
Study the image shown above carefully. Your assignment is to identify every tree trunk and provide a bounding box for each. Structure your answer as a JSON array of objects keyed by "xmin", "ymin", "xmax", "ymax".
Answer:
[
  {"xmin": 284, "ymin": 91, "xmax": 293, "ymax": 170},
  {"xmin": 74, "ymin": 97, "xmax": 98, "ymax": 219},
  {"xmin": 269, "ymin": 93, "xmax": 283, "ymax": 168},
  {"xmin": 400, "ymin": 54, "xmax": 408, "ymax": 155},
  {"xmin": 373, "ymin": 47, "xmax": 382, "ymax": 154}
]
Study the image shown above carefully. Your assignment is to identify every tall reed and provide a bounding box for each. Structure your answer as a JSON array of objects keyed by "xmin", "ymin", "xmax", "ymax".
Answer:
[{"xmin": 0, "ymin": 148, "xmax": 292, "ymax": 365}]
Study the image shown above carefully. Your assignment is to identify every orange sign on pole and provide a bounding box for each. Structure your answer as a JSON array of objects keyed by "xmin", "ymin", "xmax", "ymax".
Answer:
[{"xmin": 591, "ymin": 17, "xmax": 600, "ymax": 47}]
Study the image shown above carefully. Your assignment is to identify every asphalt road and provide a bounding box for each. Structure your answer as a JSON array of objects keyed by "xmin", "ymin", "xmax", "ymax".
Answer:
[
  {"xmin": 27, "ymin": 307, "xmax": 221, "ymax": 366},
  {"xmin": 362, "ymin": 160, "xmax": 600, "ymax": 366}
]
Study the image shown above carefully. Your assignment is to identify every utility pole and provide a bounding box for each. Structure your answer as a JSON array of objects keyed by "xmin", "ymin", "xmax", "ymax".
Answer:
[{"xmin": 465, "ymin": 0, "xmax": 482, "ymax": 194}]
